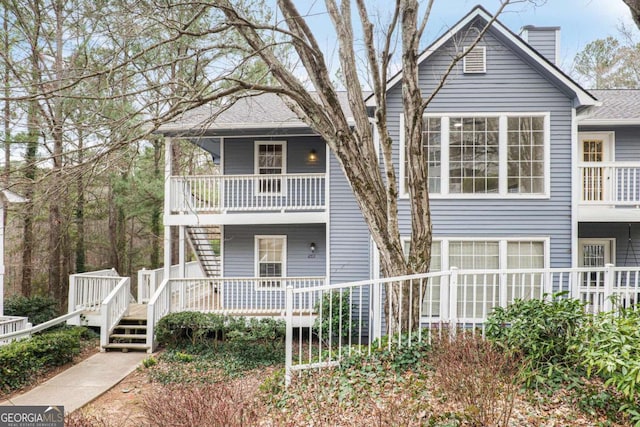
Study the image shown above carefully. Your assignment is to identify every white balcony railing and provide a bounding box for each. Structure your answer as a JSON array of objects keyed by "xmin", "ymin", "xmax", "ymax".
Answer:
[
  {"xmin": 580, "ymin": 162, "xmax": 640, "ymax": 205},
  {"xmin": 170, "ymin": 174, "xmax": 326, "ymax": 213}
]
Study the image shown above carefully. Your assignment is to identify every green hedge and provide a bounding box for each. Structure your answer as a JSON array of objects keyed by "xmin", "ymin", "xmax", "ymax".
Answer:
[
  {"xmin": 0, "ymin": 327, "xmax": 90, "ymax": 393},
  {"xmin": 155, "ymin": 312, "xmax": 285, "ymax": 349},
  {"xmin": 4, "ymin": 295, "xmax": 59, "ymax": 325}
]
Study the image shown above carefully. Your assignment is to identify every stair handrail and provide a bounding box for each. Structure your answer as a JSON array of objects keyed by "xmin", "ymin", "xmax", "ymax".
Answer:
[
  {"xmin": 100, "ymin": 276, "xmax": 131, "ymax": 350},
  {"xmin": 186, "ymin": 226, "xmax": 220, "ymax": 278},
  {"xmin": 0, "ymin": 309, "xmax": 84, "ymax": 345},
  {"xmin": 146, "ymin": 278, "xmax": 171, "ymax": 352}
]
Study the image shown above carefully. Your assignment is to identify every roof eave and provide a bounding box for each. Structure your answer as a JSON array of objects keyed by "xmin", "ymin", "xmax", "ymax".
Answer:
[{"xmin": 578, "ymin": 118, "xmax": 640, "ymax": 126}]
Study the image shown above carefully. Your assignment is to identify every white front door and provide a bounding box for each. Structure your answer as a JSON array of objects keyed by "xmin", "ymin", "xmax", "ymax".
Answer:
[
  {"xmin": 578, "ymin": 238, "xmax": 614, "ymax": 286},
  {"xmin": 579, "ymin": 133, "xmax": 613, "ymax": 202}
]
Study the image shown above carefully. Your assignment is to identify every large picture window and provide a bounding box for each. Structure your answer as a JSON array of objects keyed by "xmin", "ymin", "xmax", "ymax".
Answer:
[
  {"xmin": 255, "ymin": 236, "xmax": 286, "ymax": 288},
  {"xmin": 449, "ymin": 117, "xmax": 499, "ymax": 193},
  {"xmin": 507, "ymin": 116, "xmax": 545, "ymax": 193},
  {"xmin": 403, "ymin": 113, "xmax": 549, "ymax": 197}
]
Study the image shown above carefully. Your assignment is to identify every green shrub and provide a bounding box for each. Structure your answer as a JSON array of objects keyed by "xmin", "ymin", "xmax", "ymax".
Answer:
[
  {"xmin": 4, "ymin": 294, "xmax": 59, "ymax": 325},
  {"xmin": 0, "ymin": 327, "xmax": 87, "ymax": 393},
  {"xmin": 485, "ymin": 293, "xmax": 587, "ymax": 387},
  {"xmin": 313, "ymin": 289, "xmax": 351, "ymax": 343},
  {"xmin": 155, "ymin": 312, "xmax": 285, "ymax": 350},
  {"xmin": 155, "ymin": 311, "xmax": 215, "ymax": 347},
  {"xmin": 572, "ymin": 307, "xmax": 640, "ymax": 424}
]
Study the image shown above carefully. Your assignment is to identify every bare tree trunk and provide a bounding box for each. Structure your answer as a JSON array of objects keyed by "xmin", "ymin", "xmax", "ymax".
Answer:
[
  {"xmin": 3, "ymin": 6, "xmax": 10, "ymax": 184},
  {"xmin": 47, "ymin": 0, "xmax": 64, "ymax": 303},
  {"xmin": 75, "ymin": 129, "xmax": 85, "ymax": 273},
  {"xmin": 108, "ymin": 181, "xmax": 120, "ymax": 272},
  {"xmin": 150, "ymin": 139, "xmax": 161, "ymax": 269},
  {"xmin": 170, "ymin": 143, "xmax": 180, "ymax": 265}
]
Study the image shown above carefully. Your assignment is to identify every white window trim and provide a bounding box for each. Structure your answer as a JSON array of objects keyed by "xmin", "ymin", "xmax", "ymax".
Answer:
[
  {"xmin": 578, "ymin": 238, "xmax": 616, "ymax": 266},
  {"xmin": 254, "ymin": 235, "xmax": 287, "ymax": 289},
  {"xmin": 400, "ymin": 112, "xmax": 551, "ymax": 199},
  {"xmin": 254, "ymin": 140, "xmax": 287, "ymax": 175},
  {"xmin": 400, "ymin": 236, "xmax": 549, "ymax": 271},
  {"xmin": 577, "ymin": 131, "xmax": 615, "ymax": 163},
  {"xmin": 254, "ymin": 140, "xmax": 287, "ymax": 195}
]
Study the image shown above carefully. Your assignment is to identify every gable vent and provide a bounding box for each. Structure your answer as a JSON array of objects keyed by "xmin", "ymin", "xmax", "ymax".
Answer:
[{"xmin": 463, "ymin": 46, "xmax": 486, "ymax": 73}]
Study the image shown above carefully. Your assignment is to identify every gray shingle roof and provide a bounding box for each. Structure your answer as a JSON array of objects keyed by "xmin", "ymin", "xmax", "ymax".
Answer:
[
  {"xmin": 158, "ymin": 91, "xmax": 356, "ymax": 134},
  {"xmin": 580, "ymin": 90, "xmax": 640, "ymax": 124}
]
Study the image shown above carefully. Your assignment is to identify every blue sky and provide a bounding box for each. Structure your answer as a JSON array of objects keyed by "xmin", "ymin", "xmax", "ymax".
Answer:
[
  {"xmin": 297, "ymin": 0, "xmax": 636, "ymax": 76},
  {"xmin": 424, "ymin": 0, "xmax": 636, "ymax": 69}
]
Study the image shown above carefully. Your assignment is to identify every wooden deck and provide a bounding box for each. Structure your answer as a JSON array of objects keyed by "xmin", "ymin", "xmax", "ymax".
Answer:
[{"xmin": 124, "ymin": 303, "xmax": 147, "ymax": 320}]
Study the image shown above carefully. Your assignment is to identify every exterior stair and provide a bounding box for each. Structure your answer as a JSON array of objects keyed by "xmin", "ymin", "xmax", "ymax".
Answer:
[
  {"xmin": 103, "ymin": 305, "xmax": 150, "ymax": 352},
  {"xmin": 186, "ymin": 226, "xmax": 222, "ymax": 277}
]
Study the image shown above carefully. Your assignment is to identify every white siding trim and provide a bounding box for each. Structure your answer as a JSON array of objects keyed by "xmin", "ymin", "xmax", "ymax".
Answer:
[
  {"xmin": 220, "ymin": 225, "xmax": 225, "ymax": 277},
  {"xmin": 571, "ymin": 108, "xmax": 578, "ymax": 268}
]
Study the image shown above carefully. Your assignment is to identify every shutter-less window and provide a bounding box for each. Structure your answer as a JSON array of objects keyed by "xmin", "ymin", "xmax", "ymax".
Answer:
[{"xmin": 463, "ymin": 46, "xmax": 486, "ymax": 73}]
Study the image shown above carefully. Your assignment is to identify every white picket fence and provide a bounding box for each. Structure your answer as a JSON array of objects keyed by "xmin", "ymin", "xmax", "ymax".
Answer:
[{"xmin": 284, "ymin": 265, "xmax": 640, "ymax": 384}]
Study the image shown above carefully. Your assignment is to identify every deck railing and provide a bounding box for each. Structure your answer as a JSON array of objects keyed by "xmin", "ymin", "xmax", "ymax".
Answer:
[
  {"xmin": 0, "ymin": 310, "xmax": 83, "ymax": 346},
  {"xmin": 170, "ymin": 174, "xmax": 326, "ymax": 213},
  {"xmin": 138, "ymin": 262, "xmax": 204, "ymax": 303},
  {"xmin": 580, "ymin": 162, "xmax": 640, "ymax": 205},
  {"xmin": 68, "ymin": 269, "xmax": 120, "ymax": 314},
  {"xmin": 100, "ymin": 277, "xmax": 131, "ymax": 349},
  {"xmin": 284, "ymin": 265, "xmax": 640, "ymax": 384},
  {"xmin": 146, "ymin": 277, "xmax": 325, "ymax": 352},
  {"xmin": 0, "ymin": 316, "xmax": 30, "ymax": 345}
]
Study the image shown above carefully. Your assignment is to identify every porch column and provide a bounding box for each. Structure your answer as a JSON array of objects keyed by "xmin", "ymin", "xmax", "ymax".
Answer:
[
  {"xmin": 179, "ymin": 225, "xmax": 186, "ymax": 278},
  {"xmin": 164, "ymin": 137, "xmax": 173, "ymax": 280}
]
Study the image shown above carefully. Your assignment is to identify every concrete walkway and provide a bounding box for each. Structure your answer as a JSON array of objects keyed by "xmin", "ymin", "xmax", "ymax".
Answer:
[{"xmin": 0, "ymin": 352, "xmax": 148, "ymax": 413}]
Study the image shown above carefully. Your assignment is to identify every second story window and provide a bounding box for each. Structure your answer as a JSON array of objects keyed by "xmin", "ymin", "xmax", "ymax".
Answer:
[
  {"xmin": 255, "ymin": 141, "xmax": 286, "ymax": 193},
  {"xmin": 449, "ymin": 117, "xmax": 499, "ymax": 193},
  {"xmin": 402, "ymin": 113, "xmax": 549, "ymax": 198}
]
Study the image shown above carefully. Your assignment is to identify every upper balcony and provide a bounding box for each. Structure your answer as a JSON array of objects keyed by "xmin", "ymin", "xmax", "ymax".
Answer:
[
  {"xmin": 166, "ymin": 173, "xmax": 327, "ymax": 225},
  {"xmin": 578, "ymin": 162, "xmax": 640, "ymax": 221}
]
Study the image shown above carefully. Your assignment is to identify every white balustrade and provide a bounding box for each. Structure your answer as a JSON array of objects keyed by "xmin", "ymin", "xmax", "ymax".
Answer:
[
  {"xmin": 169, "ymin": 174, "xmax": 326, "ymax": 213},
  {"xmin": 100, "ymin": 277, "xmax": 131, "ymax": 349},
  {"xmin": 580, "ymin": 162, "xmax": 640, "ymax": 205}
]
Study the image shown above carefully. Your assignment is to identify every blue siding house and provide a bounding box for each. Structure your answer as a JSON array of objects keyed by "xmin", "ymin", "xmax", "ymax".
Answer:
[{"xmin": 147, "ymin": 5, "xmax": 638, "ymax": 322}]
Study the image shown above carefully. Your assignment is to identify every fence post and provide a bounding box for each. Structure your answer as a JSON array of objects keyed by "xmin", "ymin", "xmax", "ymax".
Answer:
[
  {"xmin": 570, "ymin": 270, "xmax": 580, "ymax": 300},
  {"xmin": 604, "ymin": 263, "xmax": 615, "ymax": 312},
  {"xmin": 371, "ymin": 278, "xmax": 382, "ymax": 342},
  {"xmin": 285, "ymin": 285, "xmax": 294, "ymax": 387},
  {"xmin": 499, "ymin": 270, "xmax": 508, "ymax": 308},
  {"xmin": 449, "ymin": 267, "xmax": 458, "ymax": 334}
]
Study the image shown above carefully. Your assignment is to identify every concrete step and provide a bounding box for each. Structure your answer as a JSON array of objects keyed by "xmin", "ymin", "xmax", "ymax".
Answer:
[
  {"xmin": 103, "ymin": 342, "xmax": 149, "ymax": 352},
  {"xmin": 110, "ymin": 333, "xmax": 147, "ymax": 340}
]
